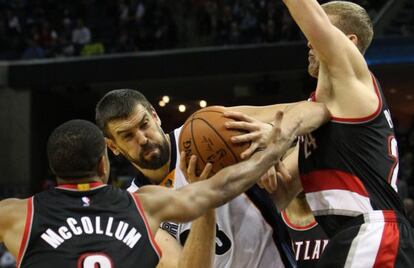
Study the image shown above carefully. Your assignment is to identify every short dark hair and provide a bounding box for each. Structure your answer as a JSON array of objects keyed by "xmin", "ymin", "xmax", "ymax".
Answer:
[
  {"xmin": 95, "ymin": 89, "xmax": 152, "ymax": 137},
  {"xmin": 47, "ymin": 119, "xmax": 106, "ymax": 179}
]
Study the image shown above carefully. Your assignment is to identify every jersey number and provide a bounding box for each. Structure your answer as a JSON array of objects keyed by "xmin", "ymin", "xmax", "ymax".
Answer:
[
  {"xmin": 78, "ymin": 253, "xmax": 113, "ymax": 268},
  {"xmin": 387, "ymin": 136, "xmax": 399, "ymax": 192},
  {"xmin": 180, "ymin": 224, "xmax": 232, "ymax": 255}
]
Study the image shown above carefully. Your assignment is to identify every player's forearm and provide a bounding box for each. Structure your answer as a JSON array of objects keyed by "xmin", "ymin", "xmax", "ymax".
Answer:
[
  {"xmin": 228, "ymin": 103, "xmax": 290, "ymax": 123},
  {"xmin": 177, "ymin": 148, "xmax": 278, "ymax": 217},
  {"xmin": 280, "ymin": 101, "xmax": 331, "ymax": 136},
  {"xmin": 178, "ymin": 210, "xmax": 216, "ymax": 268},
  {"xmin": 212, "ymin": 149, "xmax": 279, "ymax": 207}
]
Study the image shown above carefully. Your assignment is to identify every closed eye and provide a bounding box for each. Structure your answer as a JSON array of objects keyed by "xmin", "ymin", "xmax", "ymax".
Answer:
[
  {"xmin": 140, "ymin": 120, "xmax": 149, "ymax": 130},
  {"xmin": 121, "ymin": 133, "xmax": 133, "ymax": 140}
]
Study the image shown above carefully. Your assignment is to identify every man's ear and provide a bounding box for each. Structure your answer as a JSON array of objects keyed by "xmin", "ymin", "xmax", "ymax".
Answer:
[
  {"xmin": 106, "ymin": 138, "xmax": 120, "ymax": 156},
  {"xmin": 97, "ymin": 153, "xmax": 108, "ymax": 178},
  {"xmin": 150, "ymin": 106, "xmax": 161, "ymax": 126},
  {"xmin": 348, "ymin": 34, "xmax": 358, "ymax": 47}
]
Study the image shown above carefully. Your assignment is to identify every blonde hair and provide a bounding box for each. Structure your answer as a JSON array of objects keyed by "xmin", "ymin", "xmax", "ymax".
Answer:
[{"xmin": 322, "ymin": 1, "xmax": 373, "ymax": 54}]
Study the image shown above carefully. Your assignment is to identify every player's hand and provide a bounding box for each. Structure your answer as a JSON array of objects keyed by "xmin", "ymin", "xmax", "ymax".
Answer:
[
  {"xmin": 267, "ymin": 111, "xmax": 300, "ymax": 160},
  {"xmin": 180, "ymin": 152, "xmax": 213, "ymax": 183},
  {"xmin": 257, "ymin": 161, "xmax": 292, "ymax": 193},
  {"xmin": 275, "ymin": 160, "xmax": 292, "ymax": 185},
  {"xmin": 223, "ymin": 110, "xmax": 274, "ymax": 159},
  {"xmin": 257, "ymin": 166, "xmax": 278, "ymax": 193}
]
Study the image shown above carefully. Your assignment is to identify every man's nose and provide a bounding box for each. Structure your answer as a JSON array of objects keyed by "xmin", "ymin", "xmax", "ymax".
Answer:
[{"xmin": 135, "ymin": 131, "xmax": 148, "ymax": 145}]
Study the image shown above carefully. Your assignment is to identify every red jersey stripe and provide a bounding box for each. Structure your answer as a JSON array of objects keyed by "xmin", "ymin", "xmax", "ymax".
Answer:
[
  {"xmin": 17, "ymin": 197, "xmax": 34, "ymax": 268},
  {"xmin": 130, "ymin": 193, "xmax": 162, "ymax": 258},
  {"xmin": 373, "ymin": 211, "xmax": 399, "ymax": 268},
  {"xmin": 281, "ymin": 210, "xmax": 318, "ymax": 231},
  {"xmin": 301, "ymin": 169, "xmax": 369, "ymax": 197}
]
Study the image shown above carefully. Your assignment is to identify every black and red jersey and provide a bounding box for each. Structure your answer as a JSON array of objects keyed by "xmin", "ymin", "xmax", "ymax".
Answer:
[
  {"xmin": 298, "ymin": 75, "xmax": 405, "ymax": 237},
  {"xmin": 17, "ymin": 183, "xmax": 160, "ymax": 268},
  {"xmin": 281, "ymin": 211, "xmax": 328, "ymax": 268}
]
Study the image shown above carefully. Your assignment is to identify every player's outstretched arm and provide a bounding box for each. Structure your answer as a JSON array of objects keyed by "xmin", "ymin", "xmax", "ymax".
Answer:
[
  {"xmin": 138, "ymin": 111, "xmax": 299, "ymax": 227},
  {"xmin": 282, "ymin": 0, "xmax": 368, "ymax": 78},
  {"xmin": 282, "ymin": 0, "xmax": 378, "ymax": 119},
  {"xmin": 225, "ymin": 101, "xmax": 330, "ymax": 159},
  {"xmin": 227, "ymin": 103, "xmax": 291, "ymax": 123}
]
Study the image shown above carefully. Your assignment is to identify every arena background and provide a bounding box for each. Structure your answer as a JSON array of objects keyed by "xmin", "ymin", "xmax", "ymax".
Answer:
[{"xmin": 0, "ymin": 0, "xmax": 413, "ymax": 266}]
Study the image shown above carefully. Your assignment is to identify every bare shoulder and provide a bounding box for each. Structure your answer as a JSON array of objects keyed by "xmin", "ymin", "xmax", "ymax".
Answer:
[
  {"xmin": 0, "ymin": 198, "xmax": 27, "ymax": 213},
  {"xmin": 0, "ymin": 198, "xmax": 28, "ymax": 233},
  {"xmin": 134, "ymin": 186, "xmax": 175, "ymax": 219},
  {"xmin": 0, "ymin": 198, "xmax": 27, "ymax": 220}
]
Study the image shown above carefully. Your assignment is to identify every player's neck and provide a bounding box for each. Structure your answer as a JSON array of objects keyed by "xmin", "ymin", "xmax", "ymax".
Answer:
[{"xmin": 284, "ymin": 197, "xmax": 315, "ymax": 227}]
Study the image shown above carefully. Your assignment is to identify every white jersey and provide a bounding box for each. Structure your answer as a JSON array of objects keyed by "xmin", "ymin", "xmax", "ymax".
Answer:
[{"xmin": 128, "ymin": 127, "xmax": 290, "ymax": 268}]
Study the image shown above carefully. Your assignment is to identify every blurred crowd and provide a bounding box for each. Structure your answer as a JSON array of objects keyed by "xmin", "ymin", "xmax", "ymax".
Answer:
[
  {"xmin": 382, "ymin": 0, "xmax": 414, "ymax": 37},
  {"xmin": 0, "ymin": 0, "xmax": 393, "ymax": 60}
]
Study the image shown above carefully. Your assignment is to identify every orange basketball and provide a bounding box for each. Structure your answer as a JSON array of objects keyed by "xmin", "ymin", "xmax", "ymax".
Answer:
[{"xmin": 178, "ymin": 106, "xmax": 250, "ymax": 176}]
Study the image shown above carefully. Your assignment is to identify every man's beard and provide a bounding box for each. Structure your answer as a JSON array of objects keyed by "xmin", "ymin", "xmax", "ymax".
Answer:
[{"xmin": 136, "ymin": 137, "xmax": 170, "ymax": 170}]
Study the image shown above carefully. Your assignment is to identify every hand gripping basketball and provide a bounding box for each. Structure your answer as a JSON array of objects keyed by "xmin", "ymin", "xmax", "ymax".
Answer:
[{"xmin": 178, "ymin": 106, "xmax": 250, "ymax": 176}]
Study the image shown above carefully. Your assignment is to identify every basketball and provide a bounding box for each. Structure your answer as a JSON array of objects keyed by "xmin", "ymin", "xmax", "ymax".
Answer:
[{"xmin": 178, "ymin": 106, "xmax": 250, "ymax": 176}]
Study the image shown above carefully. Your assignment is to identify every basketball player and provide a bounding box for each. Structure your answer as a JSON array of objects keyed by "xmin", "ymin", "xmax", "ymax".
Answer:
[
  {"xmin": 224, "ymin": 1, "xmax": 414, "ymax": 267},
  {"xmin": 281, "ymin": 192, "xmax": 328, "ymax": 267},
  {"xmin": 95, "ymin": 89, "xmax": 299, "ymax": 267},
  {"xmin": 0, "ymin": 117, "xmax": 298, "ymax": 267}
]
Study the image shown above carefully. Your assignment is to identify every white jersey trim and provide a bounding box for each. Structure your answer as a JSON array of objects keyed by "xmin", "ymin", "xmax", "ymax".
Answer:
[
  {"xmin": 306, "ymin": 190, "xmax": 374, "ymax": 217},
  {"xmin": 127, "ymin": 181, "xmax": 139, "ymax": 193}
]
